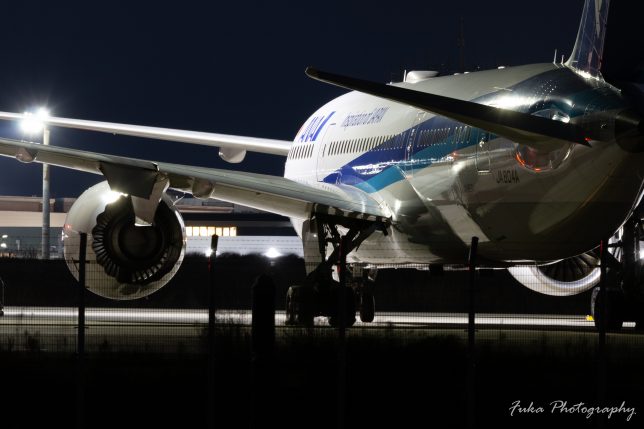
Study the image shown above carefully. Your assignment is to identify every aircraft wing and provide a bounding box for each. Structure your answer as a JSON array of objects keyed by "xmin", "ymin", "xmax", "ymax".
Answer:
[
  {"xmin": 0, "ymin": 111, "xmax": 291, "ymax": 161},
  {"xmin": 0, "ymin": 137, "xmax": 388, "ymax": 221},
  {"xmin": 306, "ymin": 67, "xmax": 594, "ymax": 148}
]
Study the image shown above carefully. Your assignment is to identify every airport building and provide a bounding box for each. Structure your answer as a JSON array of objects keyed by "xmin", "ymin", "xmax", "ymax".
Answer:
[{"xmin": 0, "ymin": 194, "xmax": 302, "ymax": 258}]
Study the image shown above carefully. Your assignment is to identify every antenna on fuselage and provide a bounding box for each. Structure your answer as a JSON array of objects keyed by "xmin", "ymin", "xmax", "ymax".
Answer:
[{"xmin": 553, "ymin": 49, "xmax": 558, "ymax": 64}]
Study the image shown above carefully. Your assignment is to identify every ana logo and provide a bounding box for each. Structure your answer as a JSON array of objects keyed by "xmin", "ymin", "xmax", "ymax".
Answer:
[{"xmin": 298, "ymin": 111, "xmax": 335, "ymax": 143}]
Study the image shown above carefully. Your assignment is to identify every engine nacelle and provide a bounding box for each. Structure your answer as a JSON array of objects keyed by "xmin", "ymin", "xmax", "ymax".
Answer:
[
  {"xmin": 507, "ymin": 250, "xmax": 600, "ymax": 296},
  {"xmin": 63, "ymin": 181, "xmax": 186, "ymax": 300}
]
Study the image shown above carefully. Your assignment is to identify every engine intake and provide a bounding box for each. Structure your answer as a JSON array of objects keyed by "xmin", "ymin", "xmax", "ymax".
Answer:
[
  {"xmin": 508, "ymin": 249, "xmax": 600, "ymax": 296},
  {"xmin": 63, "ymin": 181, "xmax": 186, "ymax": 300}
]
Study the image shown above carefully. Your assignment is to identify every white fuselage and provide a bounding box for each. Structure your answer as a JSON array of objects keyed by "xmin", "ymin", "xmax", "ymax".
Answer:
[{"xmin": 284, "ymin": 63, "xmax": 644, "ymax": 266}]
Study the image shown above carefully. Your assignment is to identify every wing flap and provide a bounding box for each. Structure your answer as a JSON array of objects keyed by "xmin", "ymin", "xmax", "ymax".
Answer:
[{"xmin": 0, "ymin": 138, "xmax": 388, "ymax": 221}]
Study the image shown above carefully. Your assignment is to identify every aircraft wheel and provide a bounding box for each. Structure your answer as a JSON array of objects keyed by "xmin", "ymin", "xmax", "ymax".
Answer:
[
  {"xmin": 285, "ymin": 285, "xmax": 314, "ymax": 327},
  {"xmin": 359, "ymin": 288, "xmax": 375, "ymax": 323},
  {"xmin": 328, "ymin": 287, "xmax": 356, "ymax": 328}
]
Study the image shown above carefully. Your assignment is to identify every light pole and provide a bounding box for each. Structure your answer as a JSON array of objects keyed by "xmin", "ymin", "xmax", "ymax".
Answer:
[
  {"xmin": 21, "ymin": 108, "xmax": 50, "ymax": 259},
  {"xmin": 42, "ymin": 125, "xmax": 50, "ymax": 259}
]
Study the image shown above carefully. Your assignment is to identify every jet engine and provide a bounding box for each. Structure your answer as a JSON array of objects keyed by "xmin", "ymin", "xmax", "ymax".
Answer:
[
  {"xmin": 62, "ymin": 181, "xmax": 186, "ymax": 300},
  {"xmin": 507, "ymin": 250, "xmax": 600, "ymax": 296}
]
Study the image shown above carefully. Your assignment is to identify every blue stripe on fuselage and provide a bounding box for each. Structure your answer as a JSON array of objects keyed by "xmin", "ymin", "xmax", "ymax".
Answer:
[{"xmin": 322, "ymin": 115, "xmax": 479, "ymax": 191}]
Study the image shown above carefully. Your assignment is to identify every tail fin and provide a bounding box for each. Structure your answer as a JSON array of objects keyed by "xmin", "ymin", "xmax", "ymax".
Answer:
[{"xmin": 565, "ymin": 0, "xmax": 610, "ymax": 79}]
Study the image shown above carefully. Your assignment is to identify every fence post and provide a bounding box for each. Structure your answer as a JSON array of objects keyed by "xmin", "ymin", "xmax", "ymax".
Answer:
[
  {"xmin": 597, "ymin": 238, "xmax": 607, "ymax": 428},
  {"xmin": 337, "ymin": 235, "xmax": 348, "ymax": 429},
  {"xmin": 207, "ymin": 234, "xmax": 219, "ymax": 429},
  {"xmin": 250, "ymin": 274, "xmax": 276, "ymax": 428},
  {"xmin": 467, "ymin": 236, "xmax": 478, "ymax": 429},
  {"xmin": 77, "ymin": 232, "xmax": 87, "ymax": 429}
]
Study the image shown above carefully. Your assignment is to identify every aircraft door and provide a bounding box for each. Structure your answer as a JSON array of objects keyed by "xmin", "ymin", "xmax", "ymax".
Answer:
[{"xmin": 475, "ymin": 130, "xmax": 491, "ymax": 173}]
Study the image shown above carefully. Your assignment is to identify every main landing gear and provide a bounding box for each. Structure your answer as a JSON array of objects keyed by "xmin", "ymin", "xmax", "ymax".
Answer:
[
  {"xmin": 285, "ymin": 215, "xmax": 385, "ymax": 328},
  {"xmin": 590, "ymin": 217, "xmax": 644, "ymax": 330}
]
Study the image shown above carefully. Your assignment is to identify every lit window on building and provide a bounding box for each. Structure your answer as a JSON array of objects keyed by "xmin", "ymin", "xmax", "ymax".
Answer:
[{"xmin": 185, "ymin": 226, "xmax": 237, "ymax": 237}]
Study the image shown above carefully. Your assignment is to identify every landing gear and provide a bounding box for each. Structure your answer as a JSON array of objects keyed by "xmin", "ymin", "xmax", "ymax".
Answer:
[
  {"xmin": 285, "ymin": 285, "xmax": 314, "ymax": 327},
  {"xmin": 284, "ymin": 214, "xmax": 386, "ymax": 328},
  {"xmin": 591, "ymin": 217, "xmax": 644, "ymax": 330},
  {"xmin": 349, "ymin": 266, "xmax": 377, "ymax": 323},
  {"xmin": 358, "ymin": 287, "xmax": 375, "ymax": 323},
  {"xmin": 328, "ymin": 286, "xmax": 357, "ymax": 328}
]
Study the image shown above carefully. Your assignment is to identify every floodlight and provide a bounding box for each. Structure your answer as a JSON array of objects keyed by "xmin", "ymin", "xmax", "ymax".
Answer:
[
  {"xmin": 264, "ymin": 247, "xmax": 282, "ymax": 259},
  {"xmin": 20, "ymin": 108, "xmax": 50, "ymax": 135}
]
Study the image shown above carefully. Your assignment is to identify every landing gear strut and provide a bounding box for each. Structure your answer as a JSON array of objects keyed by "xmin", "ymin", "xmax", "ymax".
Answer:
[{"xmin": 285, "ymin": 214, "xmax": 385, "ymax": 327}]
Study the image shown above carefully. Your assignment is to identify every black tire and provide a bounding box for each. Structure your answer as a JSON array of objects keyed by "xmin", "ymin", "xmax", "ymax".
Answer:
[
  {"xmin": 359, "ymin": 289, "xmax": 375, "ymax": 323},
  {"xmin": 328, "ymin": 287, "xmax": 356, "ymax": 328},
  {"xmin": 591, "ymin": 287, "xmax": 625, "ymax": 330},
  {"xmin": 285, "ymin": 285, "xmax": 314, "ymax": 327}
]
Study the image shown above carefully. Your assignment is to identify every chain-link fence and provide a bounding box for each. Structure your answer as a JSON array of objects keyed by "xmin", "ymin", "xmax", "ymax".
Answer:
[{"xmin": 0, "ymin": 233, "xmax": 642, "ymax": 428}]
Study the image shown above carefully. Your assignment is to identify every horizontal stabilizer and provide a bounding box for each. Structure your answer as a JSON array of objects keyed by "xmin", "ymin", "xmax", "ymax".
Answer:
[{"xmin": 306, "ymin": 67, "xmax": 592, "ymax": 148}]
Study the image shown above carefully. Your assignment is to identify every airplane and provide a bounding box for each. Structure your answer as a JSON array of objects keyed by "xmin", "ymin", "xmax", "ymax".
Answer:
[{"xmin": 0, "ymin": 0, "xmax": 642, "ymax": 329}]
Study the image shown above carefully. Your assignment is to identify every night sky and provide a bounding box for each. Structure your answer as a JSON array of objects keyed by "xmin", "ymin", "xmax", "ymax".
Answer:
[{"xmin": 0, "ymin": 0, "xmax": 586, "ymax": 197}]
